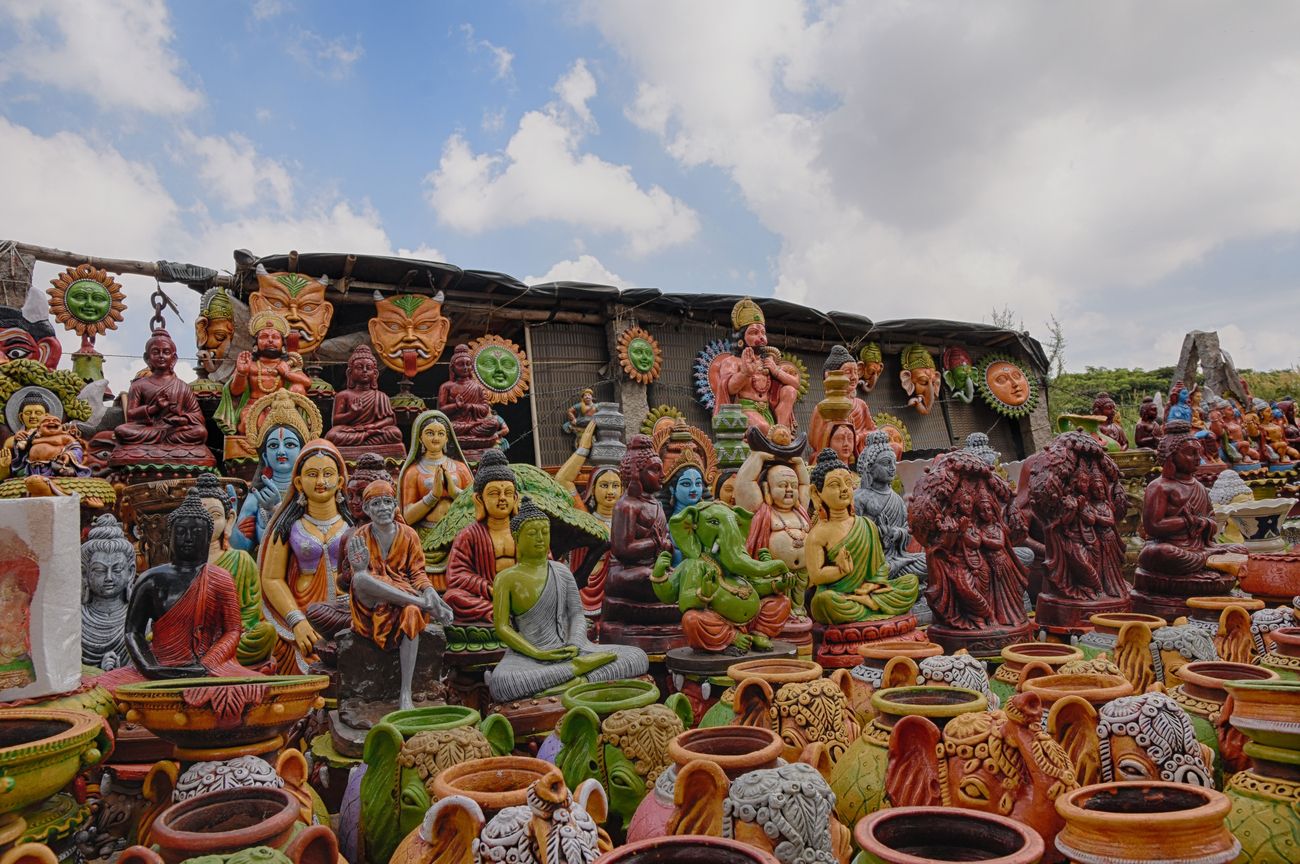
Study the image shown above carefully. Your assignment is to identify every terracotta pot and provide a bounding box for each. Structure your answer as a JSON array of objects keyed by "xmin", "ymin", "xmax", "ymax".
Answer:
[
  {"xmin": 1080, "ymin": 612, "xmax": 1165, "ymax": 651},
  {"xmin": 818, "ymin": 371, "xmax": 854, "ymax": 423},
  {"xmin": 147, "ymin": 786, "xmax": 301, "ymax": 864},
  {"xmin": 0, "ymin": 709, "xmax": 107, "ymax": 821},
  {"xmin": 627, "ymin": 726, "xmax": 783, "ymax": 844},
  {"xmin": 1223, "ymin": 738, "xmax": 1300, "ymax": 862},
  {"xmin": 995, "ymin": 642, "xmax": 1084, "ymax": 686},
  {"xmin": 1237, "ymin": 552, "xmax": 1300, "ymax": 603},
  {"xmin": 1223, "ymin": 678, "xmax": 1300, "ymax": 750},
  {"xmin": 1221, "ymin": 497, "xmax": 1295, "ymax": 552},
  {"xmin": 595, "ymin": 835, "xmax": 778, "ymax": 864},
  {"xmin": 561, "ymin": 679, "xmax": 660, "ymax": 716},
  {"xmin": 1055, "ymin": 782, "xmax": 1238, "ymax": 864},
  {"xmin": 1263, "ymin": 625, "xmax": 1300, "ymax": 676},
  {"xmin": 1186, "ymin": 595, "xmax": 1264, "ymax": 627},
  {"xmin": 382, "ymin": 704, "xmax": 482, "ymax": 734},
  {"xmin": 1018, "ymin": 673, "xmax": 1133, "ymax": 714},
  {"xmin": 854, "ymin": 806, "xmax": 1045, "ymax": 864},
  {"xmin": 1172, "ymin": 661, "xmax": 1278, "ymax": 720},
  {"xmin": 431, "ymin": 756, "xmax": 554, "ymax": 817},
  {"xmin": 726, "ymin": 658, "xmax": 823, "ymax": 688}
]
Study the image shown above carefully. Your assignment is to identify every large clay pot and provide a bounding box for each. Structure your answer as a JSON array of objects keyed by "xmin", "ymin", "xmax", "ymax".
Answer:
[
  {"xmin": 854, "ymin": 806, "xmax": 1045, "ymax": 864},
  {"xmin": 1237, "ymin": 552, "xmax": 1300, "ymax": 604},
  {"xmin": 1260, "ymin": 626, "xmax": 1300, "ymax": 678},
  {"xmin": 701, "ymin": 659, "xmax": 823, "ymax": 727},
  {"xmin": 625, "ymin": 726, "xmax": 783, "ymax": 844},
  {"xmin": 595, "ymin": 836, "xmax": 778, "ymax": 864},
  {"xmin": 1078, "ymin": 612, "xmax": 1165, "ymax": 652},
  {"xmin": 1017, "ymin": 671, "xmax": 1134, "ymax": 717},
  {"xmin": 0, "ymin": 709, "xmax": 107, "ymax": 834},
  {"xmin": 431, "ymin": 756, "xmax": 555, "ymax": 818},
  {"xmin": 1171, "ymin": 661, "xmax": 1279, "ymax": 784},
  {"xmin": 829, "ymin": 686, "xmax": 987, "ymax": 828},
  {"xmin": 818, "ymin": 371, "xmax": 854, "ymax": 424},
  {"xmin": 144, "ymin": 787, "xmax": 314, "ymax": 864},
  {"xmin": 1055, "ymin": 782, "xmax": 1239, "ymax": 864},
  {"xmin": 847, "ymin": 641, "xmax": 943, "ymax": 723},
  {"xmin": 993, "ymin": 642, "xmax": 1084, "ymax": 700}
]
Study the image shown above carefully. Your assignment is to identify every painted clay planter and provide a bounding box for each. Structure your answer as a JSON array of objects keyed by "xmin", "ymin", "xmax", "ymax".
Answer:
[
  {"xmin": 145, "ymin": 787, "xmax": 305, "ymax": 864},
  {"xmin": 1238, "ymin": 552, "xmax": 1300, "ymax": 604},
  {"xmin": 1223, "ymin": 739, "xmax": 1300, "ymax": 863},
  {"xmin": 1260, "ymin": 625, "xmax": 1300, "ymax": 678},
  {"xmin": 562, "ymin": 679, "xmax": 660, "ymax": 715},
  {"xmin": 829, "ymin": 686, "xmax": 987, "ymax": 828},
  {"xmin": 431, "ymin": 756, "xmax": 554, "ymax": 817},
  {"xmin": 1078, "ymin": 612, "xmax": 1165, "ymax": 652},
  {"xmin": 113, "ymin": 676, "xmax": 328, "ymax": 758},
  {"xmin": 1223, "ymin": 678, "xmax": 1300, "ymax": 750},
  {"xmin": 847, "ymin": 642, "xmax": 942, "ymax": 723},
  {"xmin": 994, "ymin": 642, "xmax": 1084, "ymax": 692},
  {"xmin": 1055, "ymin": 782, "xmax": 1239, "ymax": 864},
  {"xmin": 700, "ymin": 657, "xmax": 823, "ymax": 726},
  {"xmin": 625, "ymin": 725, "xmax": 783, "ymax": 844},
  {"xmin": 1220, "ymin": 497, "xmax": 1295, "ymax": 553},
  {"xmin": 854, "ymin": 806, "xmax": 1044, "ymax": 864},
  {"xmin": 1171, "ymin": 661, "xmax": 1279, "ymax": 783},
  {"xmin": 0, "ymin": 709, "xmax": 107, "ymax": 825},
  {"xmin": 1018, "ymin": 672, "xmax": 1134, "ymax": 717},
  {"xmin": 595, "ymin": 835, "xmax": 779, "ymax": 864}
]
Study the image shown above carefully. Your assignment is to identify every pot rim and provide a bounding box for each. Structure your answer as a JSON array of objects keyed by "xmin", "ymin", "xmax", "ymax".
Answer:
[
  {"xmin": 1186, "ymin": 595, "xmax": 1265, "ymax": 613},
  {"xmin": 562, "ymin": 679, "xmax": 660, "ymax": 714},
  {"xmin": 383, "ymin": 705, "xmax": 481, "ymax": 735},
  {"xmin": 431, "ymin": 756, "xmax": 554, "ymax": 811},
  {"xmin": 594, "ymin": 834, "xmax": 779, "ymax": 864},
  {"xmin": 854, "ymin": 805, "xmax": 1045, "ymax": 864},
  {"xmin": 1018, "ymin": 673, "xmax": 1134, "ymax": 704},
  {"xmin": 1224, "ymin": 677, "xmax": 1300, "ymax": 696},
  {"xmin": 1088, "ymin": 612, "xmax": 1166, "ymax": 631},
  {"xmin": 871, "ymin": 686, "xmax": 987, "ymax": 719},
  {"xmin": 113, "ymin": 675, "xmax": 329, "ymax": 702},
  {"xmin": 856, "ymin": 641, "xmax": 944, "ymax": 662},
  {"xmin": 0, "ymin": 708, "xmax": 102, "ymax": 761},
  {"xmin": 724, "ymin": 658, "xmax": 823, "ymax": 685},
  {"xmin": 150, "ymin": 786, "xmax": 299, "ymax": 852},
  {"xmin": 1268, "ymin": 626, "xmax": 1300, "ymax": 646},
  {"xmin": 1000, "ymin": 641, "xmax": 1084, "ymax": 667},
  {"xmin": 667, "ymin": 725, "xmax": 783, "ymax": 772},
  {"xmin": 1174, "ymin": 661, "xmax": 1278, "ymax": 690},
  {"xmin": 1055, "ymin": 780, "xmax": 1230, "ymax": 826}
]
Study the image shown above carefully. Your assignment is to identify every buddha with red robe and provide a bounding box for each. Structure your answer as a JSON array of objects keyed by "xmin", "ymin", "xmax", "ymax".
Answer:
[{"xmin": 443, "ymin": 449, "xmax": 518, "ymax": 622}]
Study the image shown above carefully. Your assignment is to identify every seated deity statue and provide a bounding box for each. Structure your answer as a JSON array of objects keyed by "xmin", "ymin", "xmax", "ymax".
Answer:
[
  {"xmin": 854, "ymin": 431, "xmax": 927, "ymax": 580},
  {"xmin": 438, "ymin": 344, "xmax": 509, "ymax": 460},
  {"xmin": 735, "ymin": 434, "xmax": 811, "ymax": 619},
  {"xmin": 125, "ymin": 490, "xmax": 254, "ymax": 678},
  {"xmin": 80, "ymin": 514, "xmax": 135, "ymax": 670},
  {"xmin": 112, "ymin": 328, "xmax": 209, "ymax": 455},
  {"xmin": 488, "ymin": 497, "xmax": 648, "ymax": 702},
  {"xmin": 325, "ymin": 344, "xmax": 403, "ymax": 447},
  {"xmin": 443, "ymin": 448, "xmax": 518, "ymax": 622},
  {"xmin": 347, "ymin": 479, "xmax": 454, "ymax": 710},
  {"xmin": 806, "ymin": 449, "xmax": 920, "ymax": 624}
]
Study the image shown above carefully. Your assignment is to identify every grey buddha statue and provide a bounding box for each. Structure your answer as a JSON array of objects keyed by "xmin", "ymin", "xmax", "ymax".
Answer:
[
  {"xmin": 487, "ymin": 496, "xmax": 648, "ymax": 703},
  {"xmin": 81, "ymin": 514, "xmax": 135, "ymax": 670},
  {"xmin": 855, "ymin": 431, "xmax": 929, "ymax": 623}
]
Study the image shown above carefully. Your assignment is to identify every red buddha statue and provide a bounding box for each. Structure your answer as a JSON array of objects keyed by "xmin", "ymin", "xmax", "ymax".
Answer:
[
  {"xmin": 1131, "ymin": 420, "xmax": 1248, "ymax": 618},
  {"xmin": 442, "ymin": 449, "xmax": 518, "ymax": 622},
  {"xmin": 1091, "ymin": 392, "xmax": 1128, "ymax": 450},
  {"xmin": 124, "ymin": 489, "xmax": 252, "ymax": 678},
  {"xmin": 438, "ymin": 344, "xmax": 508, "ymax": 462},
  {"xmin": 325, "ymin": 344, "xmax": 404, "ymax": 460},
  {"xmin": 1133, "ymin": 397, "xmax": 1163, "ymax": 450},
  {"xmin": 111, "ymin": 328, "xmax": 213, "ymax": 473}
]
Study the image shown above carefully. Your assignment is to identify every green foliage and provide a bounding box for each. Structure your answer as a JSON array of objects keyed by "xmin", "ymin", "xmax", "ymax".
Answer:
[{"xmin": 1240, "ymin": 368, "xmax": 1300, "ymax": 403}]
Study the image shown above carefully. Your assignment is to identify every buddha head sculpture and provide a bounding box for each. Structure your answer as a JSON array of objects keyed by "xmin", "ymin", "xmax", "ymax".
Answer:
[
  {"xmin": 857, "ymin": 342, "xmax": 884, "ymax": 393},
  {"xmin": 900, "ymin": 344, "xmax": 940, "ymax": 414},
  {"xmin": 0, "ymin": 305, "xmax": 61, "ymax": 369},
  {"xmin": 368, "ymin": 292, "xmax": 451, "ymax": 377},
  {"xmin": 472, "ymin": 448, "xmax": 518, "ymax": 523},
  {"xmin": 249, "ymin": 270, "xmax": 333, "ymax": 354},
  {"xmin": 195, "ymin": 286, "xmax": 236, "ymax": 363}
]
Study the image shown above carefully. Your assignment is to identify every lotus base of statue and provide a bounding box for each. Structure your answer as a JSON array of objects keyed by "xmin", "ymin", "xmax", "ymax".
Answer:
[
  {"xmin": 1035, "ymin": 590, "xmax": 1131, "ymax": 631},
  {"xmin": 814, "ymin": 614, "xmax": 923, "ymax": 668},
  {"xmin": 926, "ymin": 619, "xmax": 1034, "ymax": 657}
]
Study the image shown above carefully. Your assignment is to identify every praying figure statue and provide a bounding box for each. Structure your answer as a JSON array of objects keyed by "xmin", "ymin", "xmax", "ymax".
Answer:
[
  {"xmin": 325, "ymin": 344, "xmax": 404, "ymax": 448},
  {"xmin": 80, "ymin": 514, "xmax": 135, "ymax": 670},
  {"xmin": 488, "ymin": 497, "xmax": 648, "ymax": 702},
  {"xmin": 348, "ymin": 480, "xmax": 454, "ymax": 710},
  {"xmin": 125, "ymin": 489, "xmax": 254, "ymax": 678}
]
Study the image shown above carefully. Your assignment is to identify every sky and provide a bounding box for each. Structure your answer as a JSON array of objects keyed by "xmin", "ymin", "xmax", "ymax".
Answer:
[{"xmin": 2, "ymin": 0, "xmax": 1299, "ymax": 391}]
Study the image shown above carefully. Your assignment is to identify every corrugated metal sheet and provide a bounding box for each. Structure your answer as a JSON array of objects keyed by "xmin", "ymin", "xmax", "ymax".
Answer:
[{"xmin": 527, "ymin": 323, "xmax": 614, "ymax": 466}]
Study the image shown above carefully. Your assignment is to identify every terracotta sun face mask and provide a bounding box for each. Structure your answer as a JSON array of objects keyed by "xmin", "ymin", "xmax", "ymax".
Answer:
[
  {"xmin": 986, "ymin": 360, "xmax": 1030, "ymax": 407},
  {"xmin": 368, "ymin": 292, "xmax": 451, "ymax": 377}
]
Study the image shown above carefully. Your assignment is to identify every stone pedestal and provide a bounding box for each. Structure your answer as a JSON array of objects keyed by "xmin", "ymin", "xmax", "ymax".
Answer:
[
  {"xmin": 665, "ymin": 641, "xmax": 796, "ymax": 722},
  {"xmin": 1035, "ymin": 592, "xmax": 1131, "ymax": 633},
  {"xmin": 335, "ymin": 627, "xmax": 447, "ymax": 733}
]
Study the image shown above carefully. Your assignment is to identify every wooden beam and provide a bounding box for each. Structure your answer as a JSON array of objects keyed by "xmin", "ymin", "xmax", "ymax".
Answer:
[{"xmin": 13, "ymin": 240, "xmax": 237, "ymax": 286}]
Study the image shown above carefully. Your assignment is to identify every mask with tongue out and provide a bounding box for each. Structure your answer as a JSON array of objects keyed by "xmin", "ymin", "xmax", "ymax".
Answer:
[
  {"xmin": 368, "ymin": 291, "xmax": 451, "ymax": 377},
  {"xmin": 249, "ymin": 270, "xmax": 334, "ymax": 355}
]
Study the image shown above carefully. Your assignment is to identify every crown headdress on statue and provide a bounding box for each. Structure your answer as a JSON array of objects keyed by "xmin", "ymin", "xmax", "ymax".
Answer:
[
  {"xmin": 731, "ymin": 297, "xmax": 765, "ymax": 330},
  {"xmin": 199, "ymin": 286, "xmax": 235, "ymax": 321},
  {"xmin": 248, "ymin": 310, "xmax": 290, "ymax": 337},
  {"xmin": 859, "ymin": 342, "xmax": 882, "ymax": 364},
  {"xmin": 247, "ymin": 389, "xmax": 322, "ymax": 449},
  {"xmin": 663, "ymin": 445, "xmax": 706, "ymax": 482}
]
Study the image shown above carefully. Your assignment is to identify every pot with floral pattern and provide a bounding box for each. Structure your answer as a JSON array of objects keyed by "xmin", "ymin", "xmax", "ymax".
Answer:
[
  {"xmin": 828, "ymin": 686, "xmax": 987, "ymax": 829},
  {"xmin": 1260, "ymin": 625, "xmax": 1300, "ymax": 678},
  {"xmin": 1055, "ymin": 782, "xmax": 1239, "ymax": 864},
  {"xmin": 854, "ymin": 805, "xmax": 1045, "ymax": 864},
  {"xmin": 595, "ymin": 835, "xmax": 779, "ymax": 864},
  {"xmin": 847, "ymin": 641, "xmax": 943, "ymax": 724},
  {"xmin": 700, "ymin": 658, "xmax": 823, "ymax": 727}
]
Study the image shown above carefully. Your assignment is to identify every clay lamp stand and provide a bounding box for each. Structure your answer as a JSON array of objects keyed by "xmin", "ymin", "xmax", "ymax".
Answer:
[
  {"xmin": 626, "ymin": 725, "xmax": 783, "ymax": 844},
  {"xmin": 595, "ymin": 835, "xmax": 778, "ymax": 864},
  {"xmin": 1079, "ymin": 611, "xmax": 1166, "ymax": 652},
  {"xmin": 1221, "ymin": 678, "xmax": 1300, "ymax": 860},
  {"xmin": 829, "ymin": 687, "xmax": 988, "ymax": 828},
  {"xmin": 1016, "ymin": 667, "xmax": 1134, "ymax": 718},
  {"xmin": 432, "ymin": 755, "xmax": 555, "ymax": 821},
  {"xmin": 696, "ymin": 658, "xmax": 822, "ymax": 727},
  {"xmin": 854, "ymin": 805, "xmax": 1045, "ymax": 864},
  {"xmin": 993, "ymin": 642, "xmax": 1084, "ymax": 688},
  {"xmin": 1259, "ymin": 625, "xmax": 1300, "ymax": 676},
  {"xmin": 1055, "ymin": 782, "xmax": 1239, "ymax": 864}
]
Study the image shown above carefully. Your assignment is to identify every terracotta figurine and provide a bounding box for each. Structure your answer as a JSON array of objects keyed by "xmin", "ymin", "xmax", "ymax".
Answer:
[
  {"xmin": 248, "ymin": 269, "xmax": 335, "ymax": 355},
  {"xmin": 80, "ymin": 514, "xmax": 135, "ymax": 671},
  {"xmin": 707, "ymin": 298, "xmax": 801, "ymax": 433},
  {"xmin": 398, "ymin": 409, "xmax": 473, "ymax": 554},
  {"xmin": 125, "ymin": 489, "xmax": 252, "ymax": 678},
  {"xmin": 854, "ymin": 431, "xmax": 927, "ymax": 581},
  {"xmin": 899, "ymin": 344, "xmax": 940, "ymax": 415},
  {"xmin": 348, "ymin": 480, "xmax": 454, "ymax": 710},
  {"xmin": 194, "ymin": 286, "xmax": 236, "ymax": 371},
  {"xmin": 215, "ymin": 312, "xmax": 311, "ymax": 438},
  {"xmin": 941, "ymin": 346, "xmax": 976, "ymax": 404},
  {"xmin": 806, "ymin": 449, "xmax": 920, "ymax": 625},
  {"xmin": 438, "ymin": 343, "xmax": 509, "ymax": 462},
  {"xmin": 735, "ymin": 431, "xmax": 811, "ymax": 619},
  {"xmin": 113, "ymin": 328, "xmax": 209, "ymax": 453},
  {"xmin": 229, "ymin": 391, "xmax": 319, "ymax": 553},
  {"xmin": 325, "ymin": 344, "xmax": 404, "ymax": 447},
  {"xmin": 490, "ymin": 497, "xmax": 648, "ymax": 701},
  {"xmin": 573, "ymin": 463, "xmax": 621, "ymax": 615},
  {"xmin": 563, "ymin": 388, "xmax": 597, "ymax": 440},
  {"xmin": 1134, "ymin": 396, "xmax": 1164, "ymax": 450},
  {"xmin": 0, "ymin": 304, "xmax": 61, "ymax": 369},
  {"xmin": 0, "ymin": 388, "xmax": 60, "ymax": 480},
  {"xmin": 808, "ymin": 345, "xmax": 876, "ymax": 456},
  {"xmin": 1091, "ymin": 392, "xmax": 1128, "ymax": 449},
  {"xmin": 260, "ymin": 439, "xmax": 353, "ymax": 673},
  {"xmin": 660, "ymin": 450, "xmax": 708, "ymax": 565},
  {"xmin": 442, "ymin": 448, "xmax": 519, "ymax": 622},
  {"xmin": 857, "ymin": 342, "xmax": 883, "ymax": 393}
]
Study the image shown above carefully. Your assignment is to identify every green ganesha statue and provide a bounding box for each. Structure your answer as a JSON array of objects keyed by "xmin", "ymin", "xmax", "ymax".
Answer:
[{"xmin": 650, "ymin": 502, "xmax": 793, "ymax": 654}]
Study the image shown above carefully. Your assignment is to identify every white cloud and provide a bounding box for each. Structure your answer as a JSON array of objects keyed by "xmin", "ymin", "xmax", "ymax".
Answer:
[
  {"xmin": 177, "ymin": 132, "xmax": 295, "ymax": 212},
  {"xmin": 288, "ymin": 30, "xmax": 363, "ymax": 80},
  {"xmin": 425, "ymin": 64, "xmax": 699, "ymax": 256},
  {"xmin": 555, "ymin": 60, "xmax": 597, "ymax": 127},
  {"xmin": 460, "ymin": 23, "xmax": 514, "ymax": 80},
  {"xmin": 0, "ymin": 0, "xmax": 202, "ymax": 114},
  {"xmin": 585, "ymin": 1, "xmax": 1300, "ymax": 369},
  {"xmin": 481, "ymin": 108, "xmax": 506, "ymax": 133},
  {"xmin": 395, "ymin": 245, "xmax": 445, "ymax": 262},
  {"xmin": 250, "ymin": 0, "xmax": 288, "ymax": 21},
  {"xmin": 525, "ymin": 254, "xmax": 635, "ymax": 288}
]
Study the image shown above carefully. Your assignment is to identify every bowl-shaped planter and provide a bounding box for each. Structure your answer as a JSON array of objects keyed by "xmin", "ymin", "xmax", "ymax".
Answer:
[
  {"xmin": 147, "ymin": 786, "xmax": 302, "ymax": 864},
  {"xmin": 855, "ymin": 806, "xmax": 1044, "ymax": 864},
  {"xmin": 1055, "ymin": 781, "xmax": 1238, "ymax": 864},
  {"xmin": 995, "ymin": 642, "xmax": 1084, "ymax": 687},
  {"xmin": 0, "ymin": 708, "xmax": 107, "ymax": 821},
  {"xmin": 1018, "ymin": 673, "xmax": 1134, "ymax": 714},
  {"xmin": 1172, "ymin": 661, "xmax": 1279, "ymax": 720},
  {"xmin": 1220, "ymin": 497, "xmax": 1294, "ymax": 552},
  {"xmin": 431, "ymin": 756, "xmax": 554, "ymax": 817},
  {"xmin": 562, "ymin": 679, "xmax": 660, "ymax": 716},
  {"xmin": 1080, "ymin": 612, "xmax": 1166, "ymax": 651}
]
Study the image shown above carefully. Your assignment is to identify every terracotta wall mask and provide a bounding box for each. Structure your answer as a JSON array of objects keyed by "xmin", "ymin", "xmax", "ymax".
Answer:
[
  {"xmin": 857, "ymin": 343, "xmax": 884, "ymax": 393},
  {"xmin": 977, "ymin": 355, "xmax": 1039, "ymax": 418},
  {"xmin": 368, "ymin": 292, "xmax": 451, "ymax": 377},
  {"xmin": 47, "ymin": 264, "xmax": 126, "ymax": 343},
  {"xmin": 618, "ymin": 326, "xmax": 663, "ymax": 385},
  {"xmin": 249, "ymin": 271, "xmax": 334, "ymax": 354},
  {"xmin": 467, "ymin": 334, "xmax": 531, "ymax": 403},
  {"xmin": 899, "ymin": 344, "xmax": 940, "ymax": 415},
  {"xmin": 0, "ymin": 306, "xmax": 62, "ymax": 369}
]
